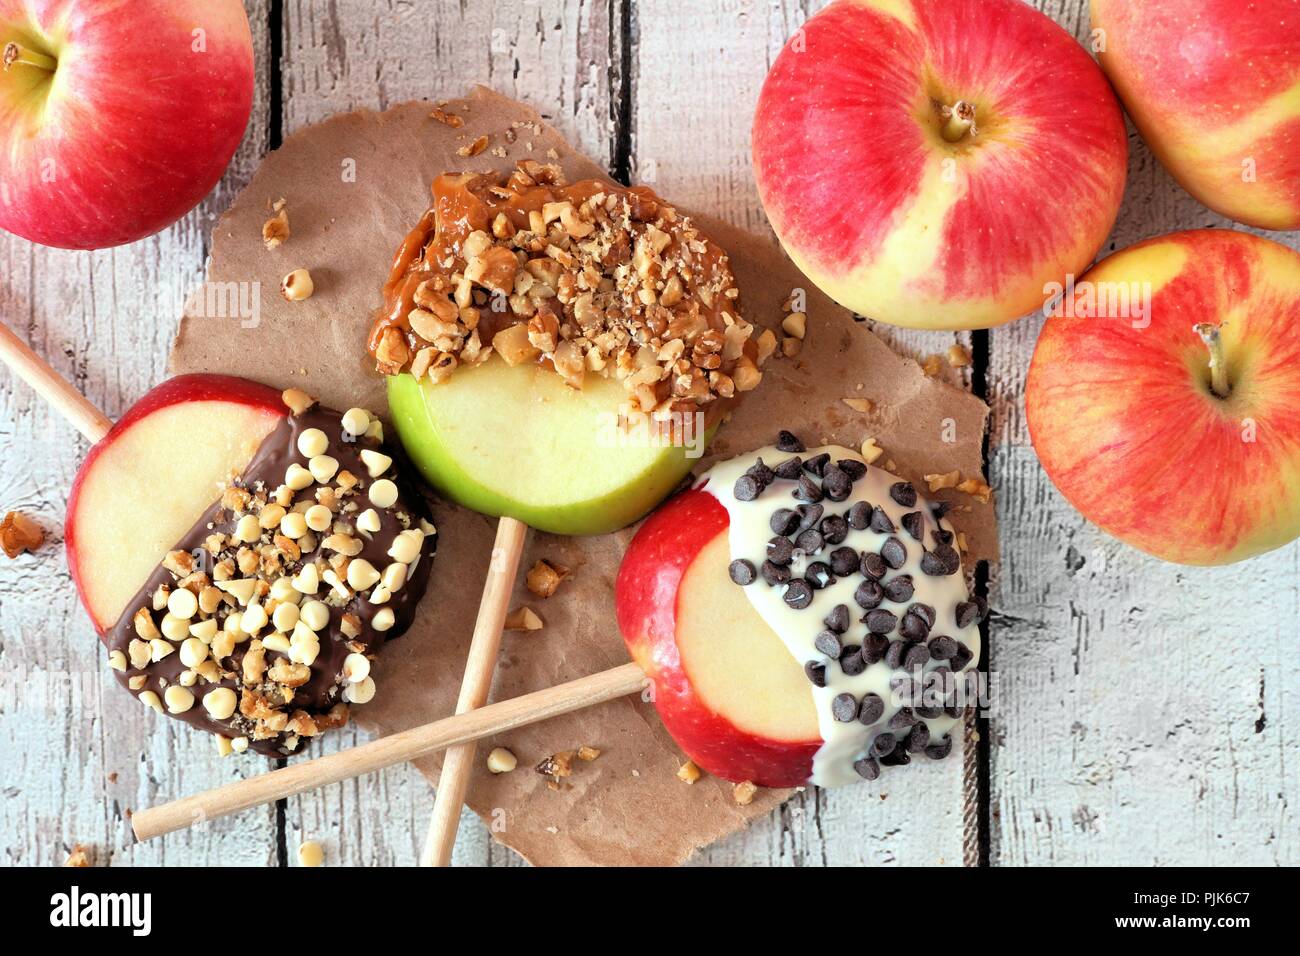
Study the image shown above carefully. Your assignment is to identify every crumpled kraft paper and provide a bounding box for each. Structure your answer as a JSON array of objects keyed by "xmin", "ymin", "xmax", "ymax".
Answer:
[{"xmin": 170, "ymin": 87, "xmax": 995, "ymax": 866}]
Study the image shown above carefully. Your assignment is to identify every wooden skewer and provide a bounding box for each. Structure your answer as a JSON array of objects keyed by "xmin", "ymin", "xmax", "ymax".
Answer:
[
  {"xmin": 0, "ymin": 321, "xmax": 112, "ymax": 442},
  {"xmin": 421, "ymin": 514, "xmax": 529, "ymax": 866},
  {"xmin": 132, "ymin": 661, "xmax": 646, "ymax": 841}
]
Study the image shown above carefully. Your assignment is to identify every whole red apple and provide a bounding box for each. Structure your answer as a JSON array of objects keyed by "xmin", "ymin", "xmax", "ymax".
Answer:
[
  {"xmin": 752, "ymin": 0, "xmax": 1128, "ymax": 330},
  {"xmin": 0, "ymin": 0, "xmax": 254, "ymax": 249},
  {"xmin": 1026, "ymin": 230, "xmax": 1300, "ymax": 565},
  {"xmin": 1092, "ymin": 0, "xmax": 1300, "ymax": 231}
]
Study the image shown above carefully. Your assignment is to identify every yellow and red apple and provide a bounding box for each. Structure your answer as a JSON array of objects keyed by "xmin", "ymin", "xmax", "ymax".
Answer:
[
  {"xmin": 1026, "ymin": 230, "xmax": 1300, "ymax": 566},
  {"xmin": 1092, "ymin": 0, "xmax": 1300, "ymax": 231},
  {"xmin": 751, "ymin": 0, "xmax": 1128, "ymax": 330},
  {"xmin": 0, "ymin": 0, "xmax": 254, "ymax": 249},
  {"xmin": 616, "ymin": 486, "xmax": 820, "ymax": 787},
  {"xmin": 66, "ymin": 374, "xmax": 285, "ymax": 631}
]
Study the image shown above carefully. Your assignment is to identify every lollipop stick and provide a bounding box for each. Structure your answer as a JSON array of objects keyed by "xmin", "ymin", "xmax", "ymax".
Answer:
[
  {"xmin": 421, "ymin": 515, "xmax": 529, "ymax": 866},
  {"xmin": 131, "ymin": 660, "xmax": 646, "ymax": 841},
  {"xmin": 0, "ymin": 321, "xmax": 112, "ymax": 442}
]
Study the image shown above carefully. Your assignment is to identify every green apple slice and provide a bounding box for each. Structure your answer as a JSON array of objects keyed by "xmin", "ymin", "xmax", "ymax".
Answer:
[{"xmin": 387, "ymin": 357, "xmax": 712, "ymax": 535}]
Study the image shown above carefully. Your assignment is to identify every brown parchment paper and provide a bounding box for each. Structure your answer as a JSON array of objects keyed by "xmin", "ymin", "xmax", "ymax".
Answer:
[{"xmin": 170, "ymin": 87, "xmax": 996, "ymax": 866}]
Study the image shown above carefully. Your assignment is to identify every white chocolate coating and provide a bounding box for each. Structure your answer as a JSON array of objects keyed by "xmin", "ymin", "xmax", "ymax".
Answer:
[{"xmin": 700, "ymin": 445, "xmax": 981, "ymax": 787}]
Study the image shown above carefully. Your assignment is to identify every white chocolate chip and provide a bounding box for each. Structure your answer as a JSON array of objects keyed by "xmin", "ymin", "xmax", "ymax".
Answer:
[
  {"xmin": 486, "ymin": 748, "xmax": 518, "ymax": 774},
  {"xmin": 258, "ymin": 503, "xmax": 287, "ymax": 529},
  {"xmin": 300, "ymin": 600, "xmax": 330, "ymax": 632},
  {"xmin": 343, "ymin": 676, "xmax": 376, "ymax": 704},
  {"xmin": 280, "ymin": 511, "xmax": 309, "ymax": 539},
  {"xmin": 285, "ymin": 462, "xmax": 314, "ymax": 491},
  {"xmin": 290, "ymin": 637, "xmax": 321, "ymax": 667},
  {"xmin": 262, "ymin": 633, "xmax": 292, "ymax": 655},
  {"xmin": 342, "ymin": 653, "xmax": 370, "ymax": 684},
  {"xmin": 365, "ymin": 419, "xmax": 384, "ymax": 441},
  {"xmin": 139, "ymin": 690, "xmax": 164, "ymax": 714},
  {"xmin": 305, "ymin": 504, "xmax": 333, "ymax": 532},
  {"xmin": 346, "ymin": 559, "xmax": 381, "ymax": 591},
  {"xmin": 381, "ymin": 562, "xmax": 407, "ymax": 593},
  {"xmin": 297, "ymin": 427, "xmax": 328, "ymax": 457},
  {"xmin": 356, "ymin": 508, "xmax": 382, "ymax": 534},
  {"xmin": 231, "ymin": 736, "xmax": 249, "ymax": 753},
  {"xmin": 341, "ymin": 408, "xmax": 370, "ymax": 436},
  {"xmin": 189, "ymin": 618, "xmax": 218, "ymax": 642},
  {"xmin": 369, "ymin": 586, "xmax": 391, "ymax": 605},
  {"xmin": 234, "ymin": 513, "xmax": 262, "ymax": 544},
  {"xmin": 164, "ymin": 685, "xmax": 195, "ymax": 714},
  {"xmin": 292, "ymin": 563, "xmax": 320, "ymax": 595},
  {"xmin": 179, "ymin": 637, "xmax": 209, "ymax": 668},
  {"xmin": 203, "ymin": 687, "xmax": 238, "ymax": 720},
  {"xmin": 178, "ymin": 669, "xmax": 198, "ymax": 687},
  {"xmin": 241, "ymin": 602, "xmax": 268, "ymax": 635},
  {"xmin": 359, "ymin": 449, "xmax": 392, "ymax": 478},
  {"xmin": 150, "ymin": 638, "xmax": 175, "ymax": 661},
  {"xmin": 269, "ymin": 576, "xmax": 300, "ymax": 603},
  {"xmin": 160, "ymin": 614, "xmax": 188, "ymax": 642},
  {"xmin": 272, "ymin": 601, "xmax": 300, "ymax": 632},
  {"xmin": 167, "ymin": 587, "xmax": 198, "ymax": 620},
  {"xmin": 308, "ymin": 455, "xmax": 339, "ymax": 483},
  {"xmin": 387, "ymin": 529, "xmax": 422, "ymax": 564},
  {"xmin": 217, "ymin": 577, "xmax": 258, "ymax": 606},
  {"xmin": 371, "ymin": 607, "xmax": 395, "ymax": 632},
  {"xmin": 216, "ymin": 736, "xmax": 233, "ymax": 757},
  {"xmin": 368, "ymin": 479, "xmax": 398, "ymax": 509}
]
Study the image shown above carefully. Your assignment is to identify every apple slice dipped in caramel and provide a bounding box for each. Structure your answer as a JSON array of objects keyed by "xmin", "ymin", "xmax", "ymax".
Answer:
[
  {"xmin": 66, "ymin": 374, "xmax": 437, "ymax": 756},
  {"xmin": 617, "ymin": 432, "xmax": 985, "ymax": 788}
]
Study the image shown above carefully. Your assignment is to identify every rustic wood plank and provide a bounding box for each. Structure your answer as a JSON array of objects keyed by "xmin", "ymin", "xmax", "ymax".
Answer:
[{"xmin": 987, "ymin": 0, "xmax": 1300, "ymax": 865}]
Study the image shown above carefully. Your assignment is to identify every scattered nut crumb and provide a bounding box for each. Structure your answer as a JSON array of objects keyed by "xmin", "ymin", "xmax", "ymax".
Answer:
[
  {"xmin": 782, "ymin": 336, "xmax": 803, "ymax": 358},
  {"xmin": 280, "ymin": 387, "xmax": 316, "ymax": 416},
  {"xmin": 924, "ymin": 470, "xmax": 962, "ymax": 492},
  {"xmin": 281, "ymin": 268, "xmax": 314, "ymax": 301},
  {"xmin": 457, "ymin": 134, "xmax": 489, "ymax": 157},
  {"xmin": 957, "ymin": 476, "xmax": 993, "ymax": 504},
  {"xmin": 842, "ymin": 397, "xmax": 874, "ymax": 413},
  {"xmin": 1, "ymin": 510, "xmax": 43, "ymax": 558},
  {"xmin": 536, "ymin": 749, "xmax": 576, "ymax": 780},
  {"xmin": 859, "ymin": 438, "xmax": 884, "ymax": 464},
  {"xmin": 781, "ymin": 312, "xmax": 806, "ymax": 340},
  {"xmin": 486, "ymin": 747, "xmax": 517, "ymax": 773},
  {"xmin": 733, "ymin": 780, "xmax": 758, "ymax": 806},
  {"xmin": 677, "ymin": 760, "xmax": 701, "ymax": 784},
  {"xmin": 64, "ymin": 844, "xmax": 93, "ymax": 867},
  {"xmin": 262, "ymin": 201, "xmax": 290, "ymax": 249},
  {"xmin": 920, "ymin": 354, "xmax": 943, "ymax": 377},
  {"xmin": 947, "ymin": 344, "xmax": 972, "ymax": 367},
  {"xmin": 525, "ymin": 559, "xmax": 569, "ymax": 598},
  {"xmin": 504, "ymin": 606, "xmax": 544, "ymax": 631},
  {"xmin": 429, "ymin": 106, "xmax": 464, "ymax": 128},
  {"xmin": 577, "ymin": 745, "xmax": 600, "ymax": 762},
  {"xmin": 297, "ymin": 840, "xmax": 324, "ymax": 867}
]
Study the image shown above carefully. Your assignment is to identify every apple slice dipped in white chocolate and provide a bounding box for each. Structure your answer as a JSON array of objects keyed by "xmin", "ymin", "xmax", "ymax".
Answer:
[
  {"xmin": 66, "ymin": 374, "xmax": 437, "ymax": 756},
  {"xmin": 617, "ymin": 431, "xmax": 985, "ymax": 787}
]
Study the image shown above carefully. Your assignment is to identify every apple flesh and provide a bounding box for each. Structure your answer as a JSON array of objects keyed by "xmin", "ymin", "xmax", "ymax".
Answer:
[
  {"xmin": 66, "ymin": 374, "xmax": 285, "ymax": 631},
  {"xmin": 1092, "ymin": 0, "xmax": 1300, "ymax": 231},
  {"xmin": 751, "ymin": 0, "xmax": 1128, "ymax": 330},
  {"xmin": 387, "ymin": 357, "xmax": 710, "ymax": 536},
  {"xmin": 616, "ymin": 486, "xmax": 820, "ymax": 787},
  {"xmin": 1026, "ymin": 229, "xmax": 1300, "ymax": 565},
  {"xmin": 0, "ymin": 0, "xmax": 254, "ymax": 249}
]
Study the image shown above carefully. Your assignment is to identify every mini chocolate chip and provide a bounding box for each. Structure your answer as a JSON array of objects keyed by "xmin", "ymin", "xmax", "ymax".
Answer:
[
  {"xmin": 847, "ymin": 501, "xmax": 871, "ymax": 530},
  {"xmin": 920, "ymin": 544, "xmax": 961, "ymax": 576},
  {"xmin": 901, "ymin": 511, "xmax": 924, "ymax": 541},
  {"xmin": 804, "ymin": 660, "xmax": 827, "ymax": 687},
  {"xmin": 955, "ymin": 600, "xmax": 980, "ymax": 629},
  {"xmin": 784, "ymin": 578, "xmax": 814, "ymax": 609},
  {"xmin": 733, "ymin": 474, "xmax": 761, "ymax": 501},
  {"xmin": 746, "ymin": 458, "xmax": 774, "ymax": 485},
  {"xmin": 881, "ymin": 748, "xmax": 911, "ymax": 766},
  {"xmin": 858, "ymin": 693, "xmax": 885, "ymax": 725},
  {"xmin": 820, "ymin": 513, "xmax": 848, "ymax": 544},
  {"xmin": 925, "ymin": 737, "xmax": 953, "ymax": 760},
  {"xmin": 728, "ymin": 559, "xmax": 756, "ymax": 585},
  {"xmin": 932, "ymin": 527, "xmax": 954, "ymax": 546},
  {"xmin": 915, "ymin": 704, "xmax": 944, "ymax": 719},
  {"xmin": 860, "ymin": 552, "xmax": 887, "ymax": 579},
  {"xmin": 803, "ymin": 453, "xmax": 830, "ymax": 477},
  {"xmin": 831, "ymin": 693, "xmax": 858, "ymax": 722},
  {"xmin": 903, "ymin": 644, "xmax": 931, "ymax": 670},
  {"xmin": 869, "ymin": 506, "xmax": 895, "ymax": 534},
  {"xmin": 839, "ymin": 645, "xmax": 866, "ymax": 676},
  {"xmin": 822, "ymin": 463, "xmax": 851, "ymax": 501},
  {"xmin": 795, "ymin": 528, "xmax": 824, "ymax": 554},
  {"xmin": 767, "ymin": 536, "xmax": 794, "ymax": 566},
  {"xmin": 793, "ymin": 474, "xmax": 824, "ymax": 503},
  {"xmin": 769, "ymin": 508, "xmax": 800, "ymax": 536},
  {"xmin": 829, "ymin": 546, "xmax": 859, "ymax": 576},
  {"xmin": 905, "ymin": 721, "xmax": 931, "ymax": 753},
  {"xmin": 854, "ymin": 757, "xmax": 880, "ymax": 781},
  {"xmin": 866, "ymin": 608, "xmax": 897, "ymax": 633},
  {"xmin": 806, "ymin": 562, "xmax": 834, "ymax": 589},
  {"xmin": 796, "ymin": 502, "xmax": 824, "ymax": 531},
  {"xmin": 854, "ymin": 579, "xmax": 883, "ymax": 610},
  {"xmin": 776, "ymin": 430, "xmax": 805, "ymax": 453},
  {"xmin": 899, "ymin": 611, "xmax": 930, "ymax": 641},
  {"xmin": 814, "ymin": 630, "xmax": 842, "ymax": 657},
  {"xmin": 880, "ymin": 536, "xmax": 907, "ymax": 569},
  {"xmin": 837, "ymin": 459, "xmax": 867, "ymax": 481},
  {"xmin": 889, "ymin": 706, "xmax": 917, "ymax": 730},
  {"xmin": 889, "ymin": 481, "xmax": 917, "ymax": 507},
  {"xmin": 870, "ymin": 733, "xmax": 896, "ymax": 758},
  {"xmin": 907, "ymin": 603, "xmax": 936, "ymax": 628},
  {"xmin": 862, "ymin": 633, "xmax": 889, "ymax": 664},
  {"xmin": 773, "ymin": 456, "xmax": 803, "ymax": 479},
  {"xmin": 760, "ymin": 560, "xmax": 790, "ymax": 586},
  {"xmin": 823, "ymin": 604, "xmax": 850, "ymax": 634},
  {"xmin": 884, "ymin": 639, "xmax": 907, "ymax": 668},
  {"xmin": 883, "ymin": 575, "xmax": 915, "ymax": 603},
  {"xmin": 928, "ymin": 635, "xmax": 958, "ymax": 660},
  {"xmin": 952, "ymin": 643, "xmax": 974, "ymax": 671}
]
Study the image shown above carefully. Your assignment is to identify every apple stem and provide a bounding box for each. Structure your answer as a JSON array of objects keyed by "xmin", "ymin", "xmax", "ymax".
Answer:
[
  {"xmin": 1193, "ymin": 322, "xmax": 1231, "ymax": 398},
  {"xmin": 941, "ymin": 101, "xmax": 977, "ymax": 142},
  {"xmin": 2, "ymin": 41, "xmax": 56, "ymax": 73}
]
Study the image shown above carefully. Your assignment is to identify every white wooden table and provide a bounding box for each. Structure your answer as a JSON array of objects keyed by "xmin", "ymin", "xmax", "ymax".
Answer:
[{"xmin": 1, "ymin": 0, "xmax": 1296, "ymax": 867}]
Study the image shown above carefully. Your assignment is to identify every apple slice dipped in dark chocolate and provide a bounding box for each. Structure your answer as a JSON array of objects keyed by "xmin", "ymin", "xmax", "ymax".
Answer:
[{"xmin": 68, "ymin": 375, "xmax": 436, "ymax": 756}]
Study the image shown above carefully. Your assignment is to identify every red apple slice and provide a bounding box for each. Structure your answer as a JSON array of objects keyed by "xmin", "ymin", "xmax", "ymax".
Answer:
[{"xmin": 65, "ymin": 374, "xmax": 285, "ymax": 631}]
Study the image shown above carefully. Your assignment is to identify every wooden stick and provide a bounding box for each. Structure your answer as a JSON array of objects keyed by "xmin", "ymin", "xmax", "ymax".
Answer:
[
  {"xmin": 131, "ymin": 661, "xmax": 645, "ymax": 841},
  {"xmin": 0, "ymin": 321, "xmax": 112, "ymax": 442},
  {"xmin": 421, "ymin": 515, "xmax": 529, "ymax": 866}
]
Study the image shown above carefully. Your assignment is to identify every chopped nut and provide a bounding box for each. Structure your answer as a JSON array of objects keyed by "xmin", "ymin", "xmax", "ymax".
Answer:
[
  {"xmin": 920, "ymin": 354, "xmax": 943, "ymax": 377},
  {"xmin": 457, "ymin": 134, "xmax": 489, "ymax": 157},
  {"xmin": 733, "ymin": 780, "xmax": 758, "ymax": 806},
  {"xmin": 781, "ymin": 312, "xmax": 807, "ymax": 339},
  {"xmin": 947, "ymin": 344, "xmax": 972, "ymax": 368},
  {"xmin": 860, "ymin": 438, "xmax": 885, "ymax": 464},
  {"xmin": 262, "ymin": 205, "xmax": 290, "ymax": 249},
  {"xmin": 281, "ymin": 387, "xmax": 316, "ymax": 415},
  {"xmin": 536, "ymin": 750, "xmax": 576, "ymax": 779},
  {"xmin": 504, "ymin": 606, "xmax": 544, "ymax": 631},
  {"xmin": 486, "ymin": 747, "xmax": 518, "ymax": 773},
  {"xmin": 924, "ymin": 470, "xmax": 962, "ymax": 492},
  {"xmin": 0, "ymin": 510, "xmax": 43, "ymax": 558},
  {"xmin": 677, "ymin": 760, "xmax": 701, "ymax": 784},
  {"xmin": 577, "ymin": 745, "xmax": 600, "ymax": 762},
  {"xmin": 63, "ymin": 844, "xmax": 93, "ymax": 867},
  {"xmin": 842, "ymin": 397, "xmax": 874, "ymax": 413},
  {"xmin": 282, "ymin": 268, "xmax": 314, "ymax": 301},
  {"xmin": 524, "ymin": 559, "xmax": 569, "ymax": 598},
  {"xmin": 957, "ymin": 476, "xmax": 993, "ymax": 504},
  {"xmin": 297, "ymin": 840, "xmax": 324, "ymax": 867},
  {"xmin": 429, "ymin": 106, "xmax": 464, "ymax": 128}
]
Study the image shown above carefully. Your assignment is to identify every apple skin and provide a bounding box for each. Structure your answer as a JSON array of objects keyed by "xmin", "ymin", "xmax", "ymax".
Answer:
[
  {"xmin": 1092, "ymin": 0, "xmax": 1300, "ymax": 231},
  {"xmin": 616, "ymin": 487, "xmax": 820, "ymax": 787},
  {"xmin": 1026, "ymin": 230, "xmax": 1300, "ymax": 565},
  {"xmin": 0, "ymin": 0, "xmax": 254, "ymax": 249},
  {"xmin": 65, "ymin": 374, "xmax": 285, "ymax": 631},
  {"xmin": 751, "ymin": 0, "xmax": 1128, "ymax": 330}
]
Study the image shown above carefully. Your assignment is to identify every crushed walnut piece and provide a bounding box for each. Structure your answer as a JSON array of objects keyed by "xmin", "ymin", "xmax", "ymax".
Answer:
[
  {"xmin": 921, "ymin": 354, "xmax": 943, "ymax": 377},
  {"xmin": 504, "ymin": 606, "xmax": 543, "ymax": 631},
  {"xmin": 947, "ymin": 344, "xmax": 972, "ymax": 368},
  {"xmin": 429, "ymin": 105, "xmax": 465, "ymax": 128},
  {"xmin": 577, "ymin": 745, "xmax": 600, "ymax": 762},
  {"xmin": 676, "ymin": 760, "xmax": 701, "ymax": 784},
  {"xmin": 924, "ymin": 470, "xmax": 962, "ymax": 492},
  {"xmin": 63, "ymin": 844, "xmax": 93, "ymax": 867},
  {"xmin": 957, "ymin": 476, "xmax": 993, "ymax": 504},
  {"xmin": 524, "ymin": 558, "xmax": 569, "ymax": 598},
  {"xmin": 370, "ymin": 161, "xmax": 769, "ymax": 425},
  {"xmin": 456, "ymin": 134, "xmax": 489, "ymax": 157},
  {"xmin": 536, "ymin": 749, "xmax": 576, "ymax": 782},
  {"xmin": 1, "ymin": 510, "xmax": 43, "ymax": 558},
  {"xmin": 733, "ymin": 780, "xmax": 758, "ymax": 806},
  {"xmin": 263, "ymin": 198, "xmax": 290, "ymax": 249}
]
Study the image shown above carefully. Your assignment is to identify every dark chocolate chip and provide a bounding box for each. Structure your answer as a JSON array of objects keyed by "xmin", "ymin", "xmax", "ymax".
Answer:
[
  {"xmin": 915, "ymin": 704, "xmax": 944, "ymax": 719},
  {"xmin": 858, "ymin": 693, "xmax": 885, "ymax": 725},
  {"xmin": 889, "ymin": 706, "xmax": 917, "ymax": 730},
  {"xmin": 847, "ymin": 501, "xmax": 871, "ymax": 530},
  {"xmin": 760, "ymin": 560, "xmax": 790, "ymax": 586},
  {"xmin": 796, "ymin": 503, "xmax": 824, "ymax": 531},
  {"xmin": 860, "ymin": 552, "xmax": 887, "ymax": 579},
  {"xmin": 973, "ymin": 595, "xmax": 989, "ymax": 618},
  {"xmin": 952, "ymin": 643, "xmax": 974, "ymax": 671},
  {"xmin": 905, "ymin": 721, "xmax": 931, "ymax": 753},
  {"xmin": 804, "ymin": 660, "xmax": 827, "ymax": 687},
  {"xmin": 728, "ymin": 559, "xmax": 756, "ymax": 585},
  {"xmin": 822, "ymin": 463, "xmax": 851, "ymax": 501},
  {"xmin": 955, "ymin": 600, "xmax": 980, "ymax": 629},
  {"xmin": 776, "ymin": 430, "xmax": 805, "ymax": 453},
  {"xmin": 869, "ymin": 506, "xmax": 896, "ymax": 534},
  {"xmin": 932, "ymin": 527, "xmax": 954, "ymax": 546},
  {"xmin": 920, "ymin": 544, "xmax": 961, "ymax": 576},
  {"xmin": 733, "ymin": 474, "xmax": 761, "ymax": 501},
  {"xmin": 795, "ymin": 528, "xmax": 824, "ymax": 554},
  {"xmin": 839, "ymin": 645, "xmax": 866, "ymax": 676},
  {"xmin": 889, "ymin": 481, "xmax": 917, "ymax": 507},
  {"xmin": 773, "ymin": 456, "xmax": 803, "ymax": 480},
  {"xmin": 870, "ymin": 733, "xmax": 897, "ymax": 758},
  {"xmin": 862, "ymin": 633, "xmax": 889, "ymax": 664},
  {"xmin": 901, "ymin": 510, "xmax": 924, "ymax": 541},
  {"xmin": 907, "ymin": 603, "xmax": 936, "ymax": 628},
  {"xmin": 803, "ymin": 453, "xmax": 830, "ymax": 477},
  {"xmin": 784, "ymin": 579, "xmax": 814, "ymax": 610},
  {"xmin": 746, "ymin": 458, "xmax": 774, "ymax": 488},
  {"xmin": 769, "ymin": 508, "xmax": 800, "ymax": 536},
  {"xmin": 766, "ymin": 536, "xmax": 794, "ymax": 566},
  {"xmin": 805, "ymin": 562, "xmax": 833, "ymax": 589},
  {"xmin": 831, "ymin": 692, "xmax": 858, "ymax": 722},
  {"xmin": 881, "ymin": 747, "xmax": 911, "ymax": 766},
  {"xmin": 829, "ymin": 546, "xmax": 859, "ymax": 576},
  {"xmin": 903, "ymin": 644, "xmax": 931, "ymax": 671},
  {"xmin": 928, "ymin": 635, "xmax": 958, "ymax": 660},
  {"xmin": 793, "ymin": 474, "xmax": 824, "ymax": 503},
  {"xmin": 814, "ymin": 630, "xmax": 842, "ymax": 657},
  {"xmin": 884, "ymin": 639, "xmax": 908, "ymax": 669},
  {"xmin": 838, "ymin": 459, "xmax": 867, "ymax": 481},
  {"xmin": 899, "ymin": 611, "xmax": 930, "ymax": 641},
  {"xmin": 931, "ymin": 500, "xmax": 952, "ymax": 520},
  {"xmin": 823, "ymin": 604, "xmax": 850, "ymax": 634},
  {"xmin": 854, "ymin": 579, "xmax": 884, "ymax": 610},
  {"xmin": 854, "ymin": 757, "xmax": 880, "ymax": 781},
  {"xmin": 866, "ymin": 608, "xmax": 898, "ymax": 634},
  {"xmin": 925, "ymin": 737, "xmax": 953, "ymax": 760},
  {"xmin": 880, "ymin": 536, "xmax": 907, "ymax": 569},
  {"xmin": 882, "ymin": 574, "xmax": 915, "ymax": 603},
  {"xmin": 820, "ymin": 513, "xmax": 849, "ymax": 545}
]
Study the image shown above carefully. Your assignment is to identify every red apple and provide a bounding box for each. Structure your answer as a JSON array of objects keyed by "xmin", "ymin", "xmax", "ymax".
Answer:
[
  {"xmin": 1092, "ymin": 0, "xmax": 1300, "ymax": 231},
  {"xmin": 66, "ymin": 374, "xmax": 285, "ymax": 631},
  {"xmin": 1026, "ymin": 229, "xmax": 1300, "ymax": 565},
  {"xmin": 0, "ymin": 0, "xmax": 254, "ymax": 249},
  {"xmin": 752, "ymin": 0, "xmax": 1128, "ymax": 330},
  {"xmin": 616, "ymin": 487, "xmax": 821, "ymax": 787}
]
